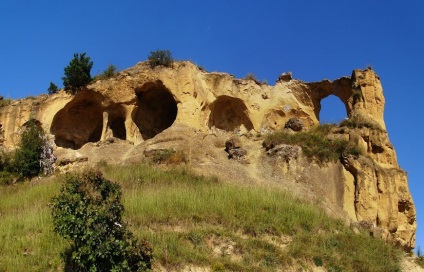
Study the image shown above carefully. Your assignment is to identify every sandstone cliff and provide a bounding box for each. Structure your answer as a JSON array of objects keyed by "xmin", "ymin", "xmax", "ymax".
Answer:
[{"xmin": 0, "ymin": 61, "xmax": 416, "ymax": 250}]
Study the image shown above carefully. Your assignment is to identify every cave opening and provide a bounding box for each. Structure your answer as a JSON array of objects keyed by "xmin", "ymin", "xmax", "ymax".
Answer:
[
  {"xmin": 106, "ymin": 105, "xmax": 127, "ymax": 140},
  {"xmin": 133, "ymin": 82, "xmax": 178, "ymax": 140},
  {"xmin": 51, "ymin": 96, "xmax": 103, "ymax": 149},
  {"xmin": 110, "ymin": 117, "xmax": 126, "ymax": 140},
  {"xmin": 319, "ymin": 95, "xmax": 348, "ymax": 124},
  {"xmin": 208, "ymin": 96, "xmax": 254, "ymax": 132}
]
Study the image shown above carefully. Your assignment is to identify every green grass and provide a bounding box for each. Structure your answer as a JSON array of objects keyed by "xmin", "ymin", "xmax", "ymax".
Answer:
[
  {"xmin": 264, "ymin": 124, "xmax": 362, "ymax": 163},
  {"xmin": 0, "ymin": 164, "xmax": 402, "ymax": 271},
  {"xmin": 340, "ymin": 114, "xmax": 383, "ymax": 131},
  {"xmin": 0, "ymin": 178, "xmax": 66, "ymax": 271}
]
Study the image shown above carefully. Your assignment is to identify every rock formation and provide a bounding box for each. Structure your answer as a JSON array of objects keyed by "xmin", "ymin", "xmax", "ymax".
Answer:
[{"xmin": 0, "ymin": 61, "xmax": 416, "ymax": 250}]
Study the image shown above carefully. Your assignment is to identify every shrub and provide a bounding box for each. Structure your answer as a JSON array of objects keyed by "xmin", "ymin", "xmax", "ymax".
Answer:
[
  {"xmin": 264, "ymin": 124, "xmax": 362, "ymax": 163},
  {"xmin": 47, "ymin": 82, "xmax": 59, "ymax": 95},
  {"xmin": 94, "ymin": 64, "xmax": 118, "ymax": 81},
  {"xmin": 244, "ymin": 73, "xmax": 268, "ymax": 85},
  {"xmin": 0, "ymin": 98, "xmax": 12, "ymax": 108},
  {"xmin": 151, "ymin": 149, "xmax": 187, "ymax": 165},
  {"xmin": 244, "ymin": 73, "xmax": 260, "ymax": 84},
  {"xmin": 51, "ymin": 170, "xmax": 153, "ymax": 271},
  {"xmin": 0, "ymin": 171, "xmax": 13, "ymax": 186},
  {"xmin": 340, "ymin": 114, "xmax": 383, "ymax": 131},
  {"xmin": 147, "ymin": 49, "xmax": 174, "ymax": 68},
  {"xmin": 12, "ymin": 120, "xmax": 46, "ymax": 180},
  {"xmin": 417, "ymin": 247, "xmax": 424, "ymax": 268},
  {"xmin": 62, "ymin": 53, "xmax": 93, "ymax": 93},
  {"xmin": 147, "ymin": 148, "xmax": 187, "ymax": 165}
]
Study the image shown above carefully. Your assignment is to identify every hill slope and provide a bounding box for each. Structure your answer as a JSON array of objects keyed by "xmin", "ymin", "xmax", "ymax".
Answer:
[{"xmin": 1, "ymin": 164, "xmax": 415, "ymax": 271}]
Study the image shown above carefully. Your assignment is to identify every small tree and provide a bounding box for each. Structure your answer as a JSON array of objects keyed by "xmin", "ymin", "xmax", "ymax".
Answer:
[
  {"xmin": 51, "ymin": 170, "xmax": 153, "ymax": 271},
  {"xmin": 147, "ymin": 49, "xmax": 173, "ymax": 68},
  {"xmin": 62, "ymin": 53, "xmax": 93, "ymax": 93},
  {"xmin": 12, "ymin": 120, "xmax": 45, "ymax": 180},
  {"xmin": 94, "ymin": 64, "xmax": 118, "ymax": 81},
  {"xmin": 47, "ymin": 82, "xmax": 59, "ymax": 95}
]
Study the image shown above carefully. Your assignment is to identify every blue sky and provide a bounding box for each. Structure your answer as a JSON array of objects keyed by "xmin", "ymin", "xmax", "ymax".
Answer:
[{"xmin": 1, "ymin": 1, "xmax": 423, "ymax": 250}]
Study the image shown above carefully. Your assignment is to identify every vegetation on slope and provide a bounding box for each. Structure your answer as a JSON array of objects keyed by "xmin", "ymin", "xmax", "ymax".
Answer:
[
  {"xmin": 0, "ymin": 163, "xmax": 403, "ymax": 271},
  {"xmin": 0, "ymin": 120, "xmax": 54, "ymax": 184},
  {"xmin": 263, "ymin": 124, "xmax": 362, "ymax": 163},
  {"xmin": 51, "ymin": 171, "xmax": 152, "ymax": 271}
]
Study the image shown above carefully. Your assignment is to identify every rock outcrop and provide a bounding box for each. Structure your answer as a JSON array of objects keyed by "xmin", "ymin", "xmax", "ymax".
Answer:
[{"xmin": 0, "ymin": 61, "xmax": 416, "ymax": 249}]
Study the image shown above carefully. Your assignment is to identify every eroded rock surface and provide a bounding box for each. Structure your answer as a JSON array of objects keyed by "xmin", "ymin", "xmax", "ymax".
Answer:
[{"xmin": 0, "ymin": 61, "xmax": 416, "ymax": 249}]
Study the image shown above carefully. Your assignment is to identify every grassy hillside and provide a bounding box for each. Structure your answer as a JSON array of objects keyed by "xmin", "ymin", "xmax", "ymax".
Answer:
[{"xmin": 0, "ymin": 163, "xmax": 402, "ymax": 271}]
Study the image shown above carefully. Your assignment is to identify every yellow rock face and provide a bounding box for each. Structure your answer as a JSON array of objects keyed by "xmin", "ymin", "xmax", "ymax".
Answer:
[{"xmin": 0, "ymin": 61, "xmax": 416, "ymax": 250}]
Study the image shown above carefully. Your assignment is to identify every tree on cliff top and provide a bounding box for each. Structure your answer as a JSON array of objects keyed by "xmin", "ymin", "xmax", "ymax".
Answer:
[
  {"xmin": 62, "ymin": 53, "xmax": 93, "ymax": 93},
  {"xmin": 47, "ymin": 82, "xmax": 59, "ymax": 95},
  {"xmin": 147, "ymin": 49, "xmax": 173, "ymax": 68}
]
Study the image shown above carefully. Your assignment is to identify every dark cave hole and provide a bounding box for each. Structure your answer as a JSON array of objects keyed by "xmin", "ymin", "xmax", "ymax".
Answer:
[
  {"xmin": 51, "ymin": 98, "xmax": 103, "ymax": 149},
  {"xmin": 109, "ymin": 116, "xmax": 126, "ymax": 140},
  {"xmin": 133, "ymin": 83, "xmax": 178, "ymax": 140}
]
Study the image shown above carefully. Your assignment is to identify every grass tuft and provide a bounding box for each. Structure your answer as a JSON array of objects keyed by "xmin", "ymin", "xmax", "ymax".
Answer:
[{"xmin": 0, "ymin": 98, "xmax": 12, "ymax": 108}]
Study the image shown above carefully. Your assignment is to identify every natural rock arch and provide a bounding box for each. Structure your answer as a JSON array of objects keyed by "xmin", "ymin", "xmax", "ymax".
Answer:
[
  {"xmin": 208, "ymin": 96, "xmax": 254, "ymax": 132},
  {"xmin": 50, "ymin": 91, "xmax": 104, "ymax": 149},
  {"xmin": 132, "ymin": 82, "xmax": 178, "ymax": 140},
  {"xmin": 309, "ymin": 77, "xmax": 353, "ymax": 124}
]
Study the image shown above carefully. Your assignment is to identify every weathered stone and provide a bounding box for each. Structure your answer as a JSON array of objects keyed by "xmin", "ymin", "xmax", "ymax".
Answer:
[
  {"xmin": 225, "ymin": 137, "xmax": 242, "ymax": 152},
  {"xmin": 284, "ymin": 118, "xmax": 303, "ymax": 131},
  {"xmin": 228, "ymin": 147, "xmax": 247, "ymax": 160},
  {"xmin": 266, "ymin": 144, "xmax": 300, "ymax": 162},
  {"xmin": 277, "ymin": 72, "xmax": 292, "ymax": 82}
]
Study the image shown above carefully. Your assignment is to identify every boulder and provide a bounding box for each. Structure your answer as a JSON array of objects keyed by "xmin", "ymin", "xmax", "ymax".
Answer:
[{"xmin": 284, "ymin": 118, "xmax": 303, "ymax": 132}]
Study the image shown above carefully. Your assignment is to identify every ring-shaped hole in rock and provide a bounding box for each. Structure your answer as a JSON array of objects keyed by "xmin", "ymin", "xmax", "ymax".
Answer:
[
  {"xmin": 319, "ymin": 95, "xmax": 348, "ymax": 124},
  {"xmin": 50, "ymin": 92, "xmax": 104, "ymax": 149},
  {"xmin": 208, "ymin": 95, "xmax": 254, "ymax": 132},
  {"xmin": 132, "ymin": 82, "xmax": 178, "ymax": 140}
]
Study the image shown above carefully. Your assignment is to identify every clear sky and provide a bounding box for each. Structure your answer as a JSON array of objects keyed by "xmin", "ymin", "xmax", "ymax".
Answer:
[{"xmin": 1, "ymin": 0, "xmax": 423, "ymax": 251}]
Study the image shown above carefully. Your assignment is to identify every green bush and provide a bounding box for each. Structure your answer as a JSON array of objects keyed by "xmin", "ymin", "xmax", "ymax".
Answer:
[
  {"xmin": 94, "ymin": 64, "xmax": 118, "ymax": 81},
  {"xmin": 62, "ymin": 53, "xmax": 93, "ymax": 93},
  {"xmin": 12, "ymin": 120, "xmax": 45, "ymax": 180},
  {"xmin": 47, "ymin": 82, "xmax": 59, "ymax": 95},
  {"xmin": 0, "ymin": 171, "xmax": 13, "ymax": 186},
  {"xmin": 51, "ymin": 170, "xmax": 153, "ymax": 271},
  {"xmin": 340, "ymin": 114, "xmax": 383, "ymax": 131},
  {"xmin": 147, "ymin": 49, "xmax": 174, "ymax": 68}
]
